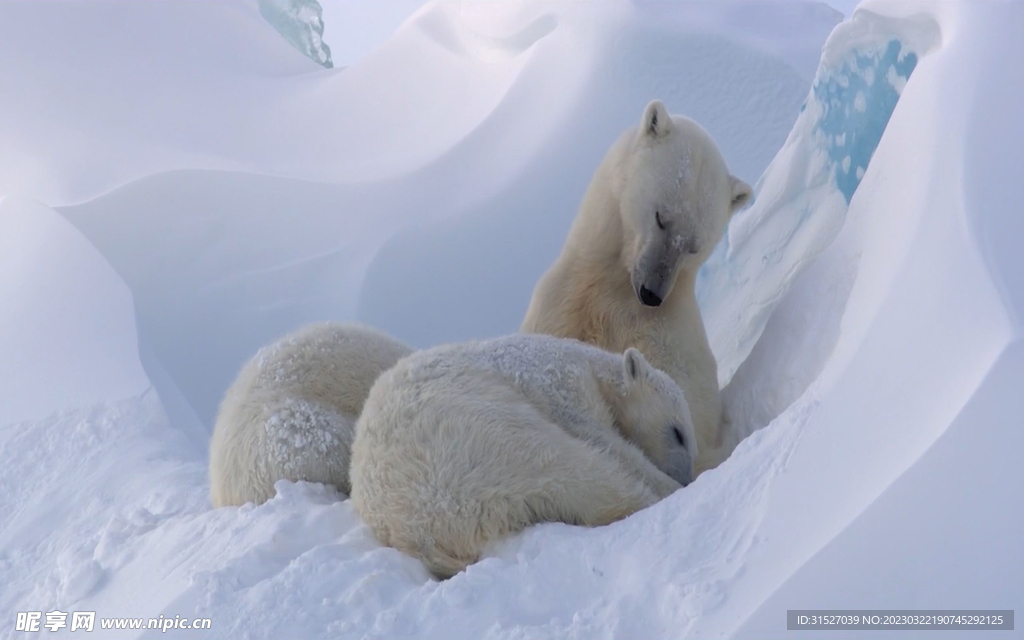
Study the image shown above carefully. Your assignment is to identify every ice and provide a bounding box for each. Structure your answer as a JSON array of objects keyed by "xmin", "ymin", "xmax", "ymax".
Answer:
[
  {"xmin": 697, "ymin": 10, "xmax": 940, "ymax": 405},
  {"xmin": 259, "ymin": 0, "xmax": 334, "ymax": 68},
  {"xmin": 817, "ymin": 40, "xmax": 918, "ymax": 201}
]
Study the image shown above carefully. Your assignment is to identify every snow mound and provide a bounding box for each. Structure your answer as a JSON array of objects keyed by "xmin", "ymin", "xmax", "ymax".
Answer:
[{"xmin": 0, "ymin": 197, "xmax": 149, "ymax": 426}]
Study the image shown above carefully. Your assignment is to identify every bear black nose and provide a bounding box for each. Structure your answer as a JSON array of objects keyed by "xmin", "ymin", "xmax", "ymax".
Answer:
[{"xmin": 638, "ymin": 285, "xmax": 663, "ymax": 307}]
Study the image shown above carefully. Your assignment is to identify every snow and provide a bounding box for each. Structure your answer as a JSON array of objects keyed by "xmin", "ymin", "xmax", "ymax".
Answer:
[
  {"xmin": 1, "ymin": 0, "xmax": 1020, "ymax": 638},
  {"xmin": 319, "ymin": 0, "xmax": 428, "ymax": 66},
  {"xmin": 737, "ymin": 344, "xmax": 1024, "ymax": 639},
  {"xmin": 0, "ymin": 197, "xmax": 150, "ymax": 426},
  {"xmin": 738, "ymin": 4, "xmax": 1024, "ymax": 634}
]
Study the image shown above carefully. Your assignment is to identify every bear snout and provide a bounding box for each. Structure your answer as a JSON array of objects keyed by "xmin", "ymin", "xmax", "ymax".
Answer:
[
  {"xmin": 638, "ymin": 285, "xmax": 663, "ymax": 307},
  {"xmin": 667, "ymin": 447, "xmax": 694, "ymax": 487},
  {"xmin": 674, "ymin": 464, "xmax": 693, "ymax": 487}
]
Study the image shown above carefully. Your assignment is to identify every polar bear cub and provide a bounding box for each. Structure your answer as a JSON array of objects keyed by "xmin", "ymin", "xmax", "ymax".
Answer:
[
  {"xmin": 209, "ymin": 322, "xmax": 412, "ymax": 507},
  {"xmin": 350, "ymin": 334, "xmax": 697, "ymax": 578}
]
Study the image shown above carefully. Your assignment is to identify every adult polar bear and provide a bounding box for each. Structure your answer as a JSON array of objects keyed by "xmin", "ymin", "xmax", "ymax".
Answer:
[
  {"xmin": 522, "ymin": 100, "xmax": 752, "ymax": 474},
  {"xmin": 209, "ymin": 323, "xmax": 411, "ymax": 507},
  {"xmin": 350, "ymin": 334, "xmax": 698, "ymax": 578}
]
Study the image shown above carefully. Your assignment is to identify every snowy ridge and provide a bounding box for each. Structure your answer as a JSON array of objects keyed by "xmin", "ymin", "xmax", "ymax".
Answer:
[{"xmin": 0, "ymin": 197, "xmax": 150, "ymax": 426}]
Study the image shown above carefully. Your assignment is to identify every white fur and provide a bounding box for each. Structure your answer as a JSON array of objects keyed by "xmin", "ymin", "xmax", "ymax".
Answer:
[
  {"xmin": 209, "ymin": 322, "xmax": 412, "ymax": 507},
  {"xmin": 521, "ymin": 100, "xmax": 752, "ymax": 473},
  {"xmin": 350, "ymin": 333, "xmax": 696, "ymax": 578}
]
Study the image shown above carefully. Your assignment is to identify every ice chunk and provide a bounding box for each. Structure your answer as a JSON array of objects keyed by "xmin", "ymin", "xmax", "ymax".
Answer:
[
  {"xmin": 815, "ymin": 39, "xmax": 918, "ymax": 202},
  {"xmin": 697, "ymin": 15, "xmax": 938, "ymax": 390},
  {"xmin": 259, "ymin": 0, "xmax": 333, "ymax": 68}
]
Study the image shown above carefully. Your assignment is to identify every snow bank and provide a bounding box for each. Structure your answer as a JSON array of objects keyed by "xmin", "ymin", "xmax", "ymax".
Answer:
[
  {"xmin": 0, "ymin": 395, "xmax": 207, "ymax": 635},
  {"xmin": 0, "ymin": 197, "xmax": 149, "ymax": 425},
  {"xmin": 0, "ymin": 200, "xmax": 204, "ymax": 637},
  {"xmin": 318, "ymin": 0, "xmax": 427, "ymax": 67},
  {"xmin": 737, "ymin": 3, "xmax": 1024, "ymax": 633}
]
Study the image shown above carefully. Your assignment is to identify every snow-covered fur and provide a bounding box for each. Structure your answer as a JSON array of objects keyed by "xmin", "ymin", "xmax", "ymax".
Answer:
[
  {"xmin": 209, "ymin": 322, "xmax": 412, "ymax": 507},
  {"xmin": 521, "ymin": 100, "xmax": 752, "ymax": 474},
  {"xmin": 350, "ymin": 333, "xmax": 697, "ymax": 578}
]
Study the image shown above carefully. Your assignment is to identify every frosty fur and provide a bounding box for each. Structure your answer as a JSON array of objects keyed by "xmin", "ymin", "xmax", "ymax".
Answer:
[
  {"xmin": 209, "ymin": 322, "xmax": 412, "ymax": 507},
  {"xmin": 350, "ymin": 333, "xmax": 697, "ymax": 578}
]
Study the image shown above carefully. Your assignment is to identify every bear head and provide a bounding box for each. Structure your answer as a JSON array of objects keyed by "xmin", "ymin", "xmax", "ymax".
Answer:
[
  {"xmin": 617, "ymin": 100, "xmax": 752, "ymax": 307},
  {"xmin": 613, "ymin": 347, "xmax": 698, "ymax": 486}
]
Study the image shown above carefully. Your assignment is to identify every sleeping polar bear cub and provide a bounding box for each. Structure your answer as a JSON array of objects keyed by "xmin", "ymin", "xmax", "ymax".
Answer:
[
  {"xmin": 209, "ymin": 322, "xmax": 412, "ymax": 507},
  {"xmin": 350, "ymin": 333, "xmax": 697, "ymax": 578}
]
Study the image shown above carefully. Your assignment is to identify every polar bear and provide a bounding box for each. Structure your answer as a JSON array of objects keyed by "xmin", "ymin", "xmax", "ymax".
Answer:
[
  {"xmin": 209, "ymin": 322, "xmax": 412, "ymax": 507},
  {"xmin": 521, "ymin": 100, "xmax": 752, "ymax": 474},
  {"xmin": 350, "ymin": 333, "xmax": 697, "ymax": 578}
]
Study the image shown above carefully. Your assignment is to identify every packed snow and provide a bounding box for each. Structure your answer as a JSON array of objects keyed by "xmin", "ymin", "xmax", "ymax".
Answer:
[
  {"xmin": 1, "ymin": 1, "xmax": 1020, "ymax": 639},
  {"xmin": 0, "ymin": 197, "xmax": 150, "ymax": 426},
  {"xmin": 319, "ymin": 0, "xmax": 428, "ymax": 67}
]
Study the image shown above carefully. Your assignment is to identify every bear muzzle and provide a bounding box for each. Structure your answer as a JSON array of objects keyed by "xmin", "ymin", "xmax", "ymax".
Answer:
[{"xmin": 638, "ymin": 285, "xmax": 663, "ymax": 307}]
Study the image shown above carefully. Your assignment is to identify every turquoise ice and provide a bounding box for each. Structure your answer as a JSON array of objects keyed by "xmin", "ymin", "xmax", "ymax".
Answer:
[
  {"xmin": 815, "ymin": 39, "xmax": 918, "ymax": 202},
  {"xmin": 697, "ymin": 29, "xmax": 927, "ymax": 388},
  {"xmin": 259, "ymin": 0, "xmax": 333, "ymax": 68}
]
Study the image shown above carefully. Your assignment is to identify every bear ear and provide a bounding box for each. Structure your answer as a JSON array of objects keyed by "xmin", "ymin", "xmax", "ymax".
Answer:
[
  {"xmin": 623, "ymin": 348, "xmax": 651, "ymax": 388},
  {"xmin": 729, "ymin": 175, "xmax": 753, "ymax": 213},
  {"xmin": 639, "ymin": 100, "xmax": 672, "ymax": 141}
]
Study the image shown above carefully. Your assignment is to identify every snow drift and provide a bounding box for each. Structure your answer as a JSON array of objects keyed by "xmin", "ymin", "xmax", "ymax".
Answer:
[
  {"xmin": 0, "ymin": 197, "xmax": 149, "ymax": 426},
  {"xmin": 1, "ymin": 0, "xmax": 1021, "ymax": 639}
]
